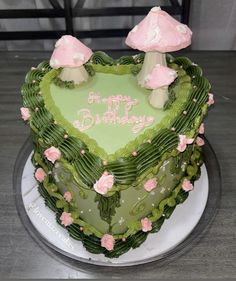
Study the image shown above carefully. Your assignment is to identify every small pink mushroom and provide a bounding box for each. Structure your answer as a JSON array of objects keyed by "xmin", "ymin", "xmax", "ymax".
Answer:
[
  {"xmin": 50, "ymin": 35, "xmax": 93, "ymax": 85},
  {"xmin": 125, "ymin": 6, "xmax": 192, "ymax": 87},
  {"xmin": 145, "ymin": 64, "xmax": 177, "ymax": 108}
]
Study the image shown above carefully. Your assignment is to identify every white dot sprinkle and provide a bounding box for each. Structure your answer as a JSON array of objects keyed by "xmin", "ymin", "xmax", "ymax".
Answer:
[
  {"xmin": 151, "ymin": 6, "xmax": 161, "ymax": 12},
  {"xmin": 73, "ymin": 52, "xmax": 85, "ymax": 62},
  {"xmin": 144, "ymin": 74, "xmax": 151, "ymax": 83},
  {"xmin": 54, "ymin": 174, "xmax": 59, "ymax": 183},
  {"xmin": 118, "ymin": 217, "xmax": 125, "ymax": 225},
  {"xmin": 160, "ymin": 187, "xmax": 166, "ymax": 194},
  {"xmin": 55, "ymin": 38, "xmax": 62, "ymax": 48},
  {"xmin": 50, "ymin": 58, "xmax": 59, "ymax": 68},
  {"xmin": 131, "ymin": 25, "xmax": 138, "ymax": 33},
  {"xmin": 176, "ymin": 24, "xmax": 187, "ymax": 34},
  {"xmin": 147, "ymin": 27, "xmax": 161, "ymax": 43}
]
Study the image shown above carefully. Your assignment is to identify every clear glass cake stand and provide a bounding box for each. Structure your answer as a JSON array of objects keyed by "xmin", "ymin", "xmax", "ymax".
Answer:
[{"xmin": 13, "ymin": 137, "xmax": 221, "ymax": 268}]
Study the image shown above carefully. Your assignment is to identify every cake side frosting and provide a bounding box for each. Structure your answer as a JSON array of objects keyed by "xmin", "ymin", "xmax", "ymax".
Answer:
[{"xmin": 36, "ymin": 141, "xmax": 204, "ymax": 257}]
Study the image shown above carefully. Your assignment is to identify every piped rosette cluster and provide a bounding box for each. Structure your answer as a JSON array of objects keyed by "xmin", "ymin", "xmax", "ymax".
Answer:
[
  {"xmin": 175, "ymin": 120, "xmax": 207, "ymax": 196},
  {"xmin": 125, "ymin": 6, "xmax": 192, "ymax": 108},
  {"xmin": 50, "ymin": 35, "xmax": 93, "ymax": 85}
]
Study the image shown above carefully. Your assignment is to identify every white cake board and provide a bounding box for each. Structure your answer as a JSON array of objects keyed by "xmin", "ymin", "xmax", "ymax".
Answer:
[{"xmin": 21, "ymin": 152, "xmax": 209, "ymax": 266}]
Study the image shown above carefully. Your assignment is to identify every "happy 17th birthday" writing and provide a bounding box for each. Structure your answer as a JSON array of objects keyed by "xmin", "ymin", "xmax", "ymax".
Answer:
[{"xmin": 73, "ymin": 91, "xmax": 154, "ymax": 133}]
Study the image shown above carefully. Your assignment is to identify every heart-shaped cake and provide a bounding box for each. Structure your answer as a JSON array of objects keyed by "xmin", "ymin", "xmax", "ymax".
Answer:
[{"xmin": 20, "ymin": 6, "xmax": 213, "ymax": 258}]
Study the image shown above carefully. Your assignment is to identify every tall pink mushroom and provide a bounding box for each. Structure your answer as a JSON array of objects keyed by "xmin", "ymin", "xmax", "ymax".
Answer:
[
  {"xmin": 125, "ymin": 6, "xmax": 192, "ymax": 87},
  {"xmin": 50, "ymin": 35, "xmax": 93, "ymax": 85},
  {"xmin": 145, "ymin": 64, "xmax": 177, "ymax": 108}
]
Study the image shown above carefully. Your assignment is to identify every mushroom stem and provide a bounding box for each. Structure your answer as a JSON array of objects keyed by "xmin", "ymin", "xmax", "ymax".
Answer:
[
  {"xmin": 58, "ymin": 65, "xmax": 89, "ymax": 85},
  {"xmin": 137, "ymin": 52, "xmax": 167, "ymax": 87},
  {"xmin": 149, "ymin": 86, "xmax": 169, "ymax": 109}
]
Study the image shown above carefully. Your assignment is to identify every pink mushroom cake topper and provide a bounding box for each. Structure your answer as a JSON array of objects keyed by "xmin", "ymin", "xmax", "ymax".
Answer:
[
  {"xmin": 125, "ymin": 6, "xmax": 192, "ymax": 108},
  {"xmin": 125, "ymin": 6, "xmax": 192, "ymax": 87},
  {"xmin": 145, "ymin": 64, "xmax": 177, "ymax": 89},
  {"xmin": 50, "ymin": 35, "xmax": 93, "ymax": 85},
  {"xmin": 145, "ymin": 64, "xmax": 177, "ymax": 108}
]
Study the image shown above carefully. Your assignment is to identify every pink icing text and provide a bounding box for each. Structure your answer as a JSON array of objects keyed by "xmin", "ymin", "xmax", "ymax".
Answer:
[{"xmin": 73, "ymin": 92, "xmax": 155, "ymax": 134}]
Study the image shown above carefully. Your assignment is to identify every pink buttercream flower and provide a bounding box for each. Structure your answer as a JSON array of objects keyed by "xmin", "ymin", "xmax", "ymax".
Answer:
[
  {"xmin": 64, "ymin": 191, "xmax": 72, "ymax": 202},
  {"xmin": 101, "ymin": 234, "xmax": 115, "ymax": 251},
  {"xmin": 44, "ymin": 146, "xmax": 61, "ymax": 163},
  {"xmin": 60, "ymin": 212, "xmax": 73, "ymax": 227},
  {"xmin": 177, "ymin": 135, "xmax": 194, "ymax": 152},
  {"xmin": 141, "ymin": 217, "xmax": 152, "ymax": 232},
  {"xmin": 207, "ymin": 93, "xmax": 214, "ymax": 106},
  {"xmin": 35, "ymin": 167, "xmax": 46, "ymax": 183},
  {"xmin": 199, "ymin": 123, "xmax": 205, "ymax": 134},
  {"xmin": 196, "ymin": 136, "xmax": 205, "ymax": 146},
  {"xmin": 144, "ymin": 178, "xmax": 157, "ymax": 192},
  {"xmin": 182, "ymin": 179, "xmax": 193, "ymax": 191},
  {"xmin": 93, "ymin": 173, "xmax": 114, "ymax": 195},
  {"xmin": 20, "ymin": 107, "xmax": 30, "ymax": 121}
]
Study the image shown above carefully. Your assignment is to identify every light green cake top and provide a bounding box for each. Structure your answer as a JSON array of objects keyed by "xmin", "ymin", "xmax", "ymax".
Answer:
[{"xmin": 49, "ymin": 72, "xmax": 167, "ymax": 154}]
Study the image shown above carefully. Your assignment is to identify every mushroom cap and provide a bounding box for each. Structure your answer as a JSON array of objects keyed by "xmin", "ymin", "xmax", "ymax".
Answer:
[
  {"xmin": 125, "ymin": 6, "xmax": 192, "ymax": 53},
  {"xmin": 50, "ymin": 35, "xmax": 93, "ymax": 69},
  {"xmin": 145, "ymin": 64, "xmax": 177, "ymax": 89}
]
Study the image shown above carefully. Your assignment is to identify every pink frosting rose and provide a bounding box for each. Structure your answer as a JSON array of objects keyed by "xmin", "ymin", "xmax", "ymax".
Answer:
[
  {"xmin": 141, "ymin": 217, "xmax": 152, "ymax": 232},
  {"xmin": 207, "ymin": 93, "xmax": 214, "ymax": 106},
  {"xmin": 199, "ymin": 123, "xmax": 205, "ymax": 134},
  {"xmin": 60, "ymin": 212, "xmax": 73, "ymax": 227},
  {"xmin": 101, "ymin": 234, "xmax": 115, "ymax": 251},
  {"xmin": 20, "ymin": 107, "xmax": 30, "ymax": 121},
  {"xmin": 177, "ymin": 135, "xmax": 194, "ymax": 152},
  {"xmin": 144, "ymin": 178, "xmax": 157, "ymax": 192},
  {"xmin": 93, "ymin": 173, "xmax": 114, "ymax": 195},
  {"xmin": 196, "ymin": 136, "xmax": 205, "ymax": 146},
  {"xmin": 44, "ymin": 146, "xmax": 61, "ymax": 163},
  {"xmin": 64, "ymin": 191, "xmax": 72, "ymax": 202},
  {"xmin": 182, "ymin": 179, "xmax": 193, "ymax": 191},
  {"xmin": 35, "ymin": 168, "xmax": 46, "ymax": 182}
]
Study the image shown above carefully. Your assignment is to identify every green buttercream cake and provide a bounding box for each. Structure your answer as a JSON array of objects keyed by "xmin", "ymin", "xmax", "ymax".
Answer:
[{"xmin": 20, "ymin": 7, "xmax": 214, "ymax": 258}]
